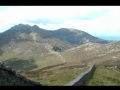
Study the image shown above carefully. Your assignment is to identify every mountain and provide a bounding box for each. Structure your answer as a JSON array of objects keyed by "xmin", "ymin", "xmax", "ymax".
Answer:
[
  {"xmin": 0, "ymin": 24, "xmax": 111, "ymax": 71},
  {"xmin": 0, "ymin": 24, "xmax": 73, "ymax": 51},
  {"xmin": 0, "ymin": 24, "xmax": 110, "ymax": 47},
  {"xmin": 52, "ymin": 28, "xmax": 109, "ymax": 45}
]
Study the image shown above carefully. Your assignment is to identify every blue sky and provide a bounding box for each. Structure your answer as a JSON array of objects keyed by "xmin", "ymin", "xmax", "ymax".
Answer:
[{"xmin": 0, "ymin": 6, "xmax": 120, "ymax": 40}]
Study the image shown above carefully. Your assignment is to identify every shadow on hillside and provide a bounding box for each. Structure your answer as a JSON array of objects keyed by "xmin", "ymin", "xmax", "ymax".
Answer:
[{"xmin": 3, "ymin": 58, "xmax": 38, "ymax": 71}]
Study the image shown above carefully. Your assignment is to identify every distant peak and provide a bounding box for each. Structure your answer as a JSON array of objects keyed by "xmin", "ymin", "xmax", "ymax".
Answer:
[
  {"xmin": 57, "ymin": 28, "xmax": 83, "ymax": 33},
  {"xmin": 18, "ymin": 23, "xmax": 25, "ymax": 26},
  {"xmin": 16, "ymin": 23, "xmax": 31, "ymax": 27},
  {"xmin": 11, "ymin": 24, "xmax": 31, "ymax": 28},
  {"xmin": 32, "ymin": 25, "xmax": 39, "ymax": 27},
  {"xmin": 68, "ymin": 28, "xmax": 78, "ymax": 31},
  {"xmin": 31, "ymin": 25, "xmax": 43, "ymax": 31},
  {"xmin": 58, "ymin": 28, "xmax": 82, "ymax": 31},
  {"xmin": 9, "ymin": 24, "xmax": 32, "ymax": 32},
  {"xmin": 32, "ymin": 25, "xmax": 39, "ymax": 28}
]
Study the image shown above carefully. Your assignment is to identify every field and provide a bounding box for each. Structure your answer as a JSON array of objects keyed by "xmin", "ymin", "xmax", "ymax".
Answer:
[
  {"xmin": 84, "ymin": 66, "xmax": 120, "ymax": 86},
  {"xmin": 22, "ymin": 66, "xmax": 89, "ymax": 86}
]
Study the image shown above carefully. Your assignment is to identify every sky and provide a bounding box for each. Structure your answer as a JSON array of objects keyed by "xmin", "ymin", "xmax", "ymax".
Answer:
[{"xmin": 0, "ymin": 6, "xmax": 120, "ymax": 41}]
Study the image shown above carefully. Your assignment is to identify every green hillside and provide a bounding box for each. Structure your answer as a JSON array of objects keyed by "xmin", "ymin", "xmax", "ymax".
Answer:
[{"xmin": 85, "ymin": 66, "xmax": 120, "ymax": 86}]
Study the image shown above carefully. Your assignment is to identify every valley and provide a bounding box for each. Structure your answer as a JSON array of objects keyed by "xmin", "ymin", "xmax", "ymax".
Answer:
[{"xmin": 0, "ymin": 24, "xmax": 120, "ymax": 86}]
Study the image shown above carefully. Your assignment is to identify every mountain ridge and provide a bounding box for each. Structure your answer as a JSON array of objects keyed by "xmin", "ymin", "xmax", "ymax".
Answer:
[
  {"xmin": 0, "ymin": 24, "xmax": 112, "ymax": 70},
  {"xmin": 0, "ymin": 24, "xmax": 110, "ymax": 45}
]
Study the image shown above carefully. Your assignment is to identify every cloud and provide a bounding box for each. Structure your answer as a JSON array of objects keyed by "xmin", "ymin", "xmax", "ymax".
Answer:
[
  {"xmin": 0, "ymin": 6, "xmax": 120, "ymax": 40},
  {"xmin": 25, "ymin": 19, "xmax": 63, "ymax": 25}
]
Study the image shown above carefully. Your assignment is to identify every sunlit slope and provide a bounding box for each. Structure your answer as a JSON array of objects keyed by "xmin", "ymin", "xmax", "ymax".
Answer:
[
  {"xmin": 0, "ymin": 41, "xmax": 65, "ymax": 71},
  {"xmin": 61, "ymin": 42, "xmax": 120, "ymax": 67}
]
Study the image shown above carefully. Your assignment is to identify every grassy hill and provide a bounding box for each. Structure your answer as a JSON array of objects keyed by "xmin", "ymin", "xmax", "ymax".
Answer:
[
  {"xmin": 60, "ymin": 42, "xmax": 120, "ymax": 67},
  {"xmin": 0, "ymin": 41, "xmax": 66, "ymax": 71},
  {"xmin": 1, "ymin": 41, "xmax": 120, "ymax": 71},
  {"xmin": 85, "ymin": 66, "xmax": 120, "ymax": 86}
]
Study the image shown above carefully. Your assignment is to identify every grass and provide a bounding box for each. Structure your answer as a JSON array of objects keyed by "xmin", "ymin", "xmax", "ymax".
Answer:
[
  {"xmin": 84, "ymin": 66, "xmax": 120, "ymax": 86},
  {"xmin": 0, "ymin": 40, "xmax": 67, "ymax": 71},
  {"xmin": 22, "ymin": 66, "xmax": 89, "ymax": 86},
  {"xmin": 0, "ymin": 51, "xmax": 64, "ymax": 71}
]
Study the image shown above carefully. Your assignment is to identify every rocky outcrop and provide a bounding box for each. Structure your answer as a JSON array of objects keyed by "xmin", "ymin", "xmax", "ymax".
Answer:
[{"xmin": 0, "ymin": 62, "xmax": 42, "ymax": 86}]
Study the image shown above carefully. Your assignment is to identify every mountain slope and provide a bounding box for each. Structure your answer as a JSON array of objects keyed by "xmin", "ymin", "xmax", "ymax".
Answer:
[
  {"xmin": 0, "ymin": 24, "xmax": 72, "ymax": 70},
  {"xmin": 61, "ymin": 41, "xmax": 120, "ymax": 67},
  {"xmin": 0, "ymin": 40, "xmax": 67, "ymax": 71},
  {"xmin": 0, "ymin": 24, "xmax": 111, "ymax": 71},
  {"xmin": 0, "ymin": 24, "xmax": 73, "ymax": 50},
  {"xmin": 52, "ymin": 28, "xmax": 109, "ymax": 45}
]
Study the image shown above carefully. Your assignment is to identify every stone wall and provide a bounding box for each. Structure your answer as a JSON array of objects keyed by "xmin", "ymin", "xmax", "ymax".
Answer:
[
  {"xmin": 65, "ymin": 64, "xmax": 95, "ymax": 86},
  {"xmin": 0, "ymin": 62, "xmax": 42, "ymax": 86},
  {"xmin": 0, "ymin": 61, "xmax": 95, "ymax": 86}
]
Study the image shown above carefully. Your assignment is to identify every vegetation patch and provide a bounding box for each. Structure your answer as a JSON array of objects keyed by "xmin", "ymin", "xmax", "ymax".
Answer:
[
  {"xmin": 3, "ymin": 58, "xmax": 38, "ymax": 71},
  {"xmin": 22, "ymin": 66, "xmax": 89, "ymax": 86},
  {"xmin": 84, "ymin": 66, "xmax": 120, "ymax": 86}
]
